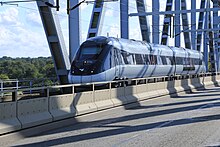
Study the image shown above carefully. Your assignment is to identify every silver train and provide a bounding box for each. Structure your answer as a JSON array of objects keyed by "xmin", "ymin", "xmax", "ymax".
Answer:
[{"xmin": 68, "ymin": 36, "xmax": 205, "ymax": 84}]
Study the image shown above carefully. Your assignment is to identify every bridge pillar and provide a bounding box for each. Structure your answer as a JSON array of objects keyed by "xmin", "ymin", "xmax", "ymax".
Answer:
[
  {"xmin": 152, "ymin": 0, "xmax": 160, "ymax": 44},
  {"xmin": 191, "ymin": 0, "xmax": 196, "ymax": 50},
  {"xmin": 174, "ymin": 0, "xmax": 181, "ymax": 47},
  {"xmin": 36, "ymin": 0, "xmax": 70, "ymax": 85},
  {"xmin": 204, "ymin": 5, "xmax": 209, "ymax": 72},
  {"xmin": 213, "ymin": 0, "xmax": 219, "ymax": 71},
  {"xmin": 136, "ymin": 0, "xmax": 150, "ymax": 42},
  {"xmin": 69, "ymin": 0, "xmax": 81, "ymax": 61},
  {"xmin": 87, "ymin": 0, "xmax": 105, "ymax": 38},
  {"xmin": 120, "ymin": 0, "xmax": 129, "ymax": 39}
]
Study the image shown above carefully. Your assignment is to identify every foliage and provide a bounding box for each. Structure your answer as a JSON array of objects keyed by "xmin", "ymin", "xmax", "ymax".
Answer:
[
  {"xmin": 0, "ymin": 74, "xmax": 9, "ymax": 80},
  {"xmin": 0, "ymin": 56, "xmax": 56, "ymax": 83}
]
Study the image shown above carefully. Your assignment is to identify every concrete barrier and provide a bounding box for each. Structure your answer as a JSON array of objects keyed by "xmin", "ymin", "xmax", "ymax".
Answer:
[
  {"xmin": 0, "ymin": 102, "xmax": 21, "ymax": 134},
  {"xmin": 49, "ymin": 94, "xmax": 76, "ymax": 121},
  {"xmin": 174, "ymin": 80, "xmax": 185, "ymax": 92},
  {"xmin": 124, "ymin": 85, "xmax": 139, "ymax": 103},
  {"xmin": 203, "ymin": 76, "xmax": 212, "ymax": 86},
  {"xmin": 166, "ymin": 80, "xmax": 177, "ymax": 94},
  {"xmin": 156, "ymin": 81, "xmax": 169, "ymax": 96},
  {"xmin": 94, "ymin": 89, "xmax": 114, "ymax": 110},
  {"xmin": 211, "ymin": 75, "xmax": 219, "ymax": 86},
  {"xmin": 146, "ymin": 82, "xmax": 160, "ymax": 98},
  {"xmin": 74, "ymin": 91, "xmax": 97, "ymax": 115},
  {"xmin": 111, "ymin": 87, "xmax": 127, "ymax": 106},
  {"xmin": 190, "ymin": 77, "xmax": 203, "ymax": 89},
  {"xmin": 17, "ymin": 98, "xmax": 52, "ymax": 128},
  {"xmin": 216, "ymin": 74, "xmax": 220, "ymax": 84},
  {"xmin": 136, "ymin": 84, "xmax": 148, "ymax": 100},
  {"xmin": 180, "ymin": 79, "xmax": 191, "ymax": 91}
]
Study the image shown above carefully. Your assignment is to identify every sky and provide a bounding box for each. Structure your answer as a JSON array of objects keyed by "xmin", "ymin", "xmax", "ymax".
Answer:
[{"xmin": 0, "ymin": 0, "xmax": 201, "ymax": 58}]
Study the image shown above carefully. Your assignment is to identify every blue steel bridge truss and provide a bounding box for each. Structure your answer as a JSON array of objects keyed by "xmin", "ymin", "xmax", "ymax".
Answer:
[{"xmin": 35, "ymin": 0, "xmax": 220, "ymax": 84}]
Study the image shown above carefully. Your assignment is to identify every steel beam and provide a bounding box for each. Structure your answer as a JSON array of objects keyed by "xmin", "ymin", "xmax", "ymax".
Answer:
[
  {"xmin": 129, "ymin": 7, "xmax": 220, "ymax": 16},
  {"xmin": 36, "ymin": 0, "xmax": 70, "ymax": 85},
  {"xmin": 196, "ymin": 0, "xmax": 206, "ymax": 52},
  {"xmin": 213, "ymin": 0, "xmax": 219, "ymax": 71},
  {"xmin": 87, "ymin": 0, "xmax": 105, "ymax": 38},
  {"xmin": 181, "ymin": 0, "xmax": 191, "ymax": 49},
  {"xmin": 152, "ymin": 0, "xmax": 160, "ymax": 44},
  {"xmin": 191, "ymin": 0, "xmax": 196, "ymax": 50},
  {"xmin": 161, "ymin": 0, "xmax": 173, "ymax": 45},
  {"xmin": 207, "ymin": 0, "xmax": 217, "ymax": 72},
  {"xmin": 69, "ymin": 0, "xmax": 80, "ymax": 62},
  {"xmin": 136, "ymin": 0, "xmax": 150, "ymax": 42},
  {"xmin": 120, "ymin": 0, "xmax": 129, "ymax": 39},
  {"xmin": 204, "ymin": 5, "xmax": 209, "ymax": 72},
  {"xmin": 175, "ymin": 0, "xmax": 181, "ymax": 47}
]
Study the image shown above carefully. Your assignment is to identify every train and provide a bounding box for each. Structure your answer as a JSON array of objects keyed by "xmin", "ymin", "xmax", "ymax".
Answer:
[{"xmin": 68, "ymin": 36, "xmax": 205, "ymax": 84}]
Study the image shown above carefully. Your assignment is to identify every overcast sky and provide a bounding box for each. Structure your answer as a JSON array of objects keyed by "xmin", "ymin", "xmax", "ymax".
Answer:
[{"xmin": 0, "ymin": 0, "xmax": 202, "ymax": 57}]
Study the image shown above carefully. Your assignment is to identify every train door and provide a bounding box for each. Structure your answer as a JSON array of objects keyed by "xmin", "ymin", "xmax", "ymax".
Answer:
[
  {"xmin": 182, "ymin": 49, "xmax": 188, "ymax": 74},
  {"xmin": 114, "ymin": 49, "xmax": 121, "ymax": 79}
]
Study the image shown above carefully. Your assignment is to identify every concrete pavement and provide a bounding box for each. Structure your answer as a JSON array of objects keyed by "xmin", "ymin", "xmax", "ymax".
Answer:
[{"xmin": 2, "ymin": 85, "xmax": 220, "ymax": 147}]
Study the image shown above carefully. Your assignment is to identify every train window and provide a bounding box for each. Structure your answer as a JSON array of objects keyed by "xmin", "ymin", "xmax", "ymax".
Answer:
[
  {"xmin": 190, "ymin": 58, "xmax": 194, "ymax": 66},
  {"xmin": 199, "ymin": 59, "xmax": 203, "ymax": 65},
  {"xmin": 176, "ymin": 57, "xmax": 183, "ymax": 65},
  {"xmin": 121, "ymin": 51, "xmax": 129, "ymax": 64},
  {"xmin": 78, "ymin": 46, "xmax": 102, "ymax": 60},
  {"xmin": 135, "ymin": 54, "xmax": 144, "ymax": 65},
  {"xmin": 161, "ymin": 56, "xmax": 167, "ymax": 65},
  {"xmin": 144, "ymin": 54, "xmax": 150, "ymax": 64},
  {"xmin": 149, "ymin": 55, "xmax": 157, "ymax": 65},
  {"xmin": 127, "ymin": 54, "xmax": 134, "ymax": 65},
  {"xmin": 114, "ymin": 50, "xmax": 119, "ymax": 66},
  {"xmin": 157, "ymin": 56, "xmax": 162, "ymax": 65},
  {"xmin": 166, "ymin": 57, "xmax": 171, "ymax": 65},
  {"xmin": 184, "ymin": 58, "xmax": 190, "ymax": 65},
  {"xmin": 119, "ymin": 53, "xmax": 125, "ymax": 65},
  {"xmin": 167, "ymin": 56, "xmax": 174, "ymax": 65},
  {"xmin": 194, "ymin": 58, "xmax": 199, "ymax": 65},
  {"xmin": 132, "ymin": 54, "xmax": 135, "ymax": 64},
  {"xmin": 111, "ymin": 50, "xmax": 115, "ymax": 67},
  {"xmin": 168, "ymin": 56, "xmax": 174, "ymax": 65},
  {"xmin": 117, "ymin": 50, "xmax": 123, "ymax": 65}
]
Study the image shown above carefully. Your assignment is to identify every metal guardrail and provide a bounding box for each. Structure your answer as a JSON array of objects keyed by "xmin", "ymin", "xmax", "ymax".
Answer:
[
  {"xmin": 0, "ymin": 78, "xmax": 58, "ymax": 99},
  {"xmin": 0, "ymin": 72, "xmax": 219, "ymax": 103}
]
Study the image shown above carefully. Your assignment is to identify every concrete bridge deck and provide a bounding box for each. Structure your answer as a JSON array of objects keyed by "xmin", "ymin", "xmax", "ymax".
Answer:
[{"xmin": 3, "ymin": 85, "xmax": 220, "ymax": 147}]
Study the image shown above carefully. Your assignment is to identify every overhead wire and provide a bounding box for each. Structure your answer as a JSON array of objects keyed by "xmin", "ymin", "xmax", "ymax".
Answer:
[
  {"xmin": 0, "ymin": 1, "xmax": 123, "ymax": 34},
  {"xmin": 0, "ymin": 0, "xmax": 197, "ymax": 36},
  {"xmin": 0, "ymin": 0, "xmax": 154, "ymax": 33}
]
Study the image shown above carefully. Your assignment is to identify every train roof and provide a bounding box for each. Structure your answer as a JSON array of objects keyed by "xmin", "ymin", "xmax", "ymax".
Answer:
[
  {"xmin": 86, "ymin": 36, "xmax": 202, "ymax": 58},
  {"xmin": 109, "ymin": 37, "xmax": 175, "ymax": 55}
]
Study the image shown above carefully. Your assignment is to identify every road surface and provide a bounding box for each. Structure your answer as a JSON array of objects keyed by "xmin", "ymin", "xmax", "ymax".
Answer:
[{"xmin": 3, "ymin": 85, "xmax": 220, "ymax": 147}]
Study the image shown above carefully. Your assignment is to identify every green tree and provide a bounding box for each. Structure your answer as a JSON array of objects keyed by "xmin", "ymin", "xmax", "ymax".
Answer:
[
  {"xmin": 0, "ymin": 56, "xmax": 56, "ymax": 80},
  {"xmin": 0, "ymin": 74, "xmax": 9, "ymax": 80}
]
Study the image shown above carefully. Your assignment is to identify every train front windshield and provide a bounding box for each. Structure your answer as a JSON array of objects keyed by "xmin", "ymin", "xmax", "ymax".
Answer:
[
  {"xmin": 71, "ymin": 43, "xmax": 110, "ymax": 75},
  {"xmin": 78, "ymin": 46, "xmax": 102, "ymax": 60}
]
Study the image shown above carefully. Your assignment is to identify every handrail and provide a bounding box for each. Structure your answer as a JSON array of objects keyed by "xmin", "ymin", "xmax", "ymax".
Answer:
[{"xmin": 0, "ymin": 72, "xmax": 220, "ymax": 102}]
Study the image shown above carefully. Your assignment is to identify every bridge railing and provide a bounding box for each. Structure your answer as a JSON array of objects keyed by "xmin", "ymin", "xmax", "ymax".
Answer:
[{"xmin": 0, "ymin": 72, "xmax": 220, "ymax": 135}]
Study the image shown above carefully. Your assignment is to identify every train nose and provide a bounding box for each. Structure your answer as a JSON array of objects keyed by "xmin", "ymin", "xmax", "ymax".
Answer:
[
  {"xmin": 68, "ymin": 74, "xmax": 92, "ymax": 84},
  {"xmin": 81, "ymin": 76, "xmax": 92, "ymax": 83}
]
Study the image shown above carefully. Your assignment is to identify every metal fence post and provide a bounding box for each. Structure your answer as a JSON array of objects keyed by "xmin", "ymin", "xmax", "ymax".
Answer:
[
  {"xmin": 16, "ymin": 80, "xmax": 18, "ymax": 90},
  {"xmin": 0, "ymin": 80, "xmax": 3, "ymax": 98},
  {"xmin": 30, "ymin": 81, "xmax": 32, "ymax": 94},
  {"xmin": 12, "ymin": 90, "xmax": 17, "ymax": 102}
]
